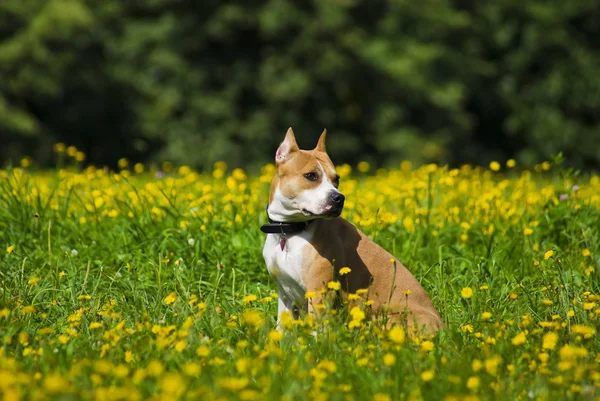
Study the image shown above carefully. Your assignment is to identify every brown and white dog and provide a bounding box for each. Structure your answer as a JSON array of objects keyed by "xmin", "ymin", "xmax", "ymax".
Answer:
[{"xmin": 261, "ymin": 128, "xmax": 443, "ymax": 333}]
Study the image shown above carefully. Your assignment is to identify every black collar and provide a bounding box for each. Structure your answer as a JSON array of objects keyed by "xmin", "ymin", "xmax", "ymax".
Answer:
[{"xmin": 260, "ymin": 211, "xmax": 314, "ymax": 235}]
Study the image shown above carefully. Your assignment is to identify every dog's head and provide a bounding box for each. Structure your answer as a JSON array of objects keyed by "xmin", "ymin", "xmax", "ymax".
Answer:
[{"xmin": 267, "ymin": 128, "xmax": 345, "ymax": 222}]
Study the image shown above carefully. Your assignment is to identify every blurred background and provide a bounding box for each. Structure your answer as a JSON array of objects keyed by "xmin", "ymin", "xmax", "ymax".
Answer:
[{"xmin": 1, "ymin": 0, "xmax": 600, "ymax": 171}]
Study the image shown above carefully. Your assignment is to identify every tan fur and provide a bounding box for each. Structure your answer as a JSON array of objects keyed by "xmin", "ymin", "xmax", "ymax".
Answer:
[{"xmin": 268, "ymin": 128, "xmax": 443, "ymax": 333}]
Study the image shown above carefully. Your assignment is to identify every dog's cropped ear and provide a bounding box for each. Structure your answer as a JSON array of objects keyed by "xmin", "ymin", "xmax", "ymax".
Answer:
[
  {"xmin": 275, "ymin": 127, "xmax": 299, "ymax": 164},
  {"xmin": 314, "ymin": 129, "xmax": 327, "ymax": 152}
]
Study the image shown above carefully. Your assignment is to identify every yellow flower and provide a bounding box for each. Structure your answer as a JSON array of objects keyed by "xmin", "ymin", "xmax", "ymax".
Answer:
[
  {"xmin": 196, "ymin": 346, "xmax": 210, "ymax": 357},
  {"xmin": 174, "ymin": 340, "xmax": 186, "ymax": 352},
  {"xmin": 28, "ymin": 277, "xmax": 40, "ymax": 285},
  {"xmin": 523, "ymin": 228, "xmax": 533, "ymax": 236},
  {"xmin": 373, "ymin": 394, "xmax": 391, "ymax": 401},
  {"xmin": 58, "ymin": 335, "xmax": 69, "ymax": 344},
  {"xmin": 339, "ymin": 267, "xmax": 352, "ymax": 275},
  {"xmin": 489, "ymin": 161, "xmax": 501, "ymax": 171},
  {"xmin": 544, "ymin": 250, "xmax": 554, "ymax": 260},
  {"xmin": 421, "ymin": 370, "xmax": 435, "ymax": 382},
  {"xmin": 420, "ymin": 340, "xmax": 434, "ymax": 352},
  {"xmin": 542, "ymin": 332, "xmax": 558, "ymax": 350},
  {"xmin": 461, "ymin": 287, "xmax": 473, "ymax": 299},
  {"xmin": 481, "ymin": 312, "xmax": 492, "ymax": 321},
  {"xmin": 582, "ymin": 248, "xmax": 591, "ymax": 257},
  {"xmin": 357, "ymin": 161, "xmax": 370, "ymax": 173},
  {"xmin": 7, "ymin": 245, "xmax": 15, "ymax": 254},
  {"xmin": 243, "ymin": 294, "xmax": 257, "ymax": 304},
  {"xmin": 163, "ymin": 291, "xmax": 177, "ymax": 305},
  {"xmin": 89, "ymin": 322, "xmax": 103, "ymax": 330},
  {"xmin": 241, "ymin": 310, "xmax": 264, "ymax": 329},
  {"xmin": 383, "ymin": 353, "xmax": 396, "ymax": 366},
  {"xmin": 147, "ymin": 360, "xmax": 165, "ymax": 376},
  {"xmin": 388, "ymin": 327, "xmax": 406, "ymax": 344},
  {"xmin": 485, "ymin": 355, "xmax": 502, "ymax": 375},
  {"xmin": 327, "ymin": 281, "xmax": 341, "ymax": 291},
  {"xmin": 44, "ymin": 373, "xmax": 69, "ymax": 394},
  {"xmin": 506, "ymin": 159, "xmax": 516, "ymax": 168},
  {"xmin": 268, "ymin": 330, "xmax": 282, "ymax": 342},
  {"xmin": 217, "ymin": 377, "xmax": 249, "ymax": 392},
  {"xmin": 305, "ymin": 291, "xmax": 316, "ymax": 299},
  {"xmin": 466, "ymin": 376, "xmax": 480, "ymax": 389},
  {"xmin": 178, "ymin": 363, "xmax": 199, "ymax": 378},
  {"xmin": 511, "ymin": 332, "xmax": 527, "ymax": 346},
  {"xmin": 571, "ymin": 324, "xmax": 595, "ymax": 338},
  {"xmin": 21, "ymin": 305, "xmax": 36, "ymax": 315}
]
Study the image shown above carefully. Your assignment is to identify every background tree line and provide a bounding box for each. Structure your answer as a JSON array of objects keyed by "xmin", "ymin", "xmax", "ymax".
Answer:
[{"xmin": 1, "ymin": 0, "xmax": 599, "ymax": 171}]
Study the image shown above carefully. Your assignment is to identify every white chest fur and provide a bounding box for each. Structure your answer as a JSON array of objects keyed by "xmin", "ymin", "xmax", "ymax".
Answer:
[{"xmin": 262, "ymin": 227, "xmax": 314, "ymax": 309}]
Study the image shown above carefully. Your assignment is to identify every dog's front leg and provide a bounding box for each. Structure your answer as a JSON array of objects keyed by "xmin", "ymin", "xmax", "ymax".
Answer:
[{"xmin": 275, "ymin": 290, "xmax": 296, "ymax": 331}]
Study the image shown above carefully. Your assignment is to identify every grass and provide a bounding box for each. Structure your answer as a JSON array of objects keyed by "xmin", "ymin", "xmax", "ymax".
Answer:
[{"xmin": 1, "ymin": 152, "xmax": 599, "ymax": 401}]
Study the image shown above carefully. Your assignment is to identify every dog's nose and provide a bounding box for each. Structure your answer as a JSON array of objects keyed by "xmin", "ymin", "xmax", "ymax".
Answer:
[{"xmin": 330, "ymin": 192, "xmax": 345, "ymax": 204}]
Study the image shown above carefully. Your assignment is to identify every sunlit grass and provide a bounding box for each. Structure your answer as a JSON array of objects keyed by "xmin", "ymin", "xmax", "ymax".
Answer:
[{"xmin": 0, "ymin": 148, "xmax": 599, "ymax": 400}]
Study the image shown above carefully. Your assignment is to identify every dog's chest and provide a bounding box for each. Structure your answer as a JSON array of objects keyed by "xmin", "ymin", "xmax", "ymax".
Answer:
[{"xmin": 262, "ymin": 230, "xmax": 314, "ymax": 304}]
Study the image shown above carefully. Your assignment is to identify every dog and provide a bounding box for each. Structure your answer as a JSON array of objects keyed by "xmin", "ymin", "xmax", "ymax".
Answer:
[{"xmin": 261, "ymin": 128, "xmax": 443, "ymax": 333}]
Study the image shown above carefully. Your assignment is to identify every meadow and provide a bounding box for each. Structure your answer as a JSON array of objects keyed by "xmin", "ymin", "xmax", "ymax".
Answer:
[{"xmin": 1, "ymin": 147, "xmax": 599, "ymax": 401}]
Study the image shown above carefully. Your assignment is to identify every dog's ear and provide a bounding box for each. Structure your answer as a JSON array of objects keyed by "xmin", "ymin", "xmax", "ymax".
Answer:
[
  {"xmin": 314, "ymin": 129, "xmax": 327, "ymax": 152},
  {"xmin": 275, "ymin": 127, "xmax": 299, "ymax": 164}
]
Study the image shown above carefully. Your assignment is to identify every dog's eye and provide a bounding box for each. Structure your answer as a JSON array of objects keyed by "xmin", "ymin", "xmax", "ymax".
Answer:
[
  {"xmin": 303, "ymin": 172, "xmax": 319, "ymax": 182},
  {"xmin": 333, "ymin": 175, "xmax": 340, "ymax": 188}
]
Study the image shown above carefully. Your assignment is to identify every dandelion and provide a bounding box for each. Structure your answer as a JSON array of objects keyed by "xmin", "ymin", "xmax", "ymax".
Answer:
[
  {"xmin": 58, "ymin": 335, "xmax": 69, "ymax": 344},
  {"xmin": 217, "ymin": 377, "xmax": 249, "ymax": 392},
  {"xmin": 327, "ymin": 281, "xmax": 341, "ymax": 290},
  {"xmin": 7, "ymin": 245, "xmax": 15, "ymax": 254},
  {"xmin": 163, "ymin": 291, "xmax": 177, "ymax": 305},
  {"xmin": 174, "ymin": 340, "xmax": 186, "ymax": 352},
  {"xmin": 339, "ymin": 267, "xmax": 352, "ymax": 275},
  {"xmin": 357, "ymin": 161, "xmax": 370, "ymax": 173},
  {"xmin": 28, "ymin": 277, "xmax": 40, "ymax": 285},
  {"xmin": 241, "ymin": 310, "xmax": 264, "ymax": 329},
  {"xmin": 183, "ymin": 362, "xmax": 200, "ymax": 376},
  {"xmin": 243, "ymin": 294, "xmax": 257, "ymax": 304},
  {"xmin": 373, "ymin": 394, "xmax": 391, "ymax": 401},
  {"xmin": 544, "ymin": 250, "xmax": 554, "ymax": 260},
  {"xmin": 466, "ymin": 376, "xmax": 480, "ymax": 389},
  {"xmin": 420, "ymin": 340, "xmax": 434, "ymax": 352},
  {"xmin": 388, "ymin": 327, "xmax": 406, "ymax": 344},
  {"xmin": 268, "ymin": 330, "xmax": 282, "ymax": 342},
  {"xmin": 523, "ymin": 228, "xmax": 533, "ymax": 236},
  {"xmin": 44, "ymin": 374, "xmax": 69, "ymax": 394},
  {"xmin": 582, "ymin": 248, "xmax": 591, "ymax": 257},
  {"xmin": 421, "ymin": 370, "xmax": 435, "ymax": 382},
  {"xmin": 383, "ymin": 353, "xmax": 396, "ymax": 366},
  {"xmin": 481, "ymin": 312, "xmax": 492, "ymax": 321},
  {"xmin": 506, "ymin": 159, "xmax": 516, "ymax": 168},
  {"xmin": 22, "ymin": 305, "xmax": 36, "ymax": 315},
  {"xmin": 461, "ymin": 287, "xmax": 473, "ymax": 299},
  {"xmin": 489, "ymin": 161, "xmax": 501, "ymax": 171},
  {"xmin": 571, "ymin": 324, "xmax": 595, "ymax": 338},
  {"xmin": 305, "ymin": 291, "xmax": 317, "ymax": 299},
  {"xmin": 511, "ymin": 331, "xmax": 527, "ymax": 346}
]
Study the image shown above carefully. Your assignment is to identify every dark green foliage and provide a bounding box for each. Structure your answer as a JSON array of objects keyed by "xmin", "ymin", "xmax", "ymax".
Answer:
[{"xmin": 1, "ymin": 0, "xmax": 600, "ymax": 169}]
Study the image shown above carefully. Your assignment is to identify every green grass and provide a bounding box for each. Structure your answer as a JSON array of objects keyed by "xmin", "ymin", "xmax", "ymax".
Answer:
[{"xmin": 0, "ymin": 162, "xmax": 599, "ymax": 401}]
